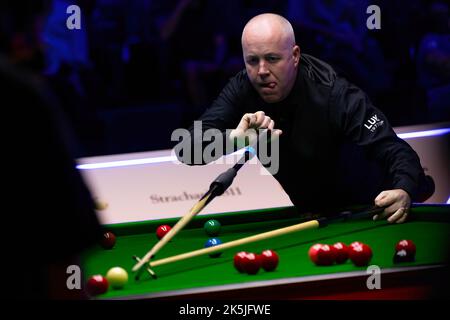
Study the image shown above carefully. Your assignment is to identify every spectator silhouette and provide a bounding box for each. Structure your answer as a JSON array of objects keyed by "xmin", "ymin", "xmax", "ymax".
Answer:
[{"xmin": 1, "ymin": 0, "xmax": 102, "ymax": 299}]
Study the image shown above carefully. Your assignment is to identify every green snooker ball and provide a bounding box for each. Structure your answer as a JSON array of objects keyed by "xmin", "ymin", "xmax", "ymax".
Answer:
[
  {"xmin": 204, "ymin": 219, "xmax": 221, "ymax": 236},
  {"xmin": 105, "ymin": 267, "xmax": 128, "ymax": 289}
]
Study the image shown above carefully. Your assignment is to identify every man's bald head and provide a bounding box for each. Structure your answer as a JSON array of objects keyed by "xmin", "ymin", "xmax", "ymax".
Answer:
[
  {"xmin": 241, "ymin": 14, "xmax": 300, "ymax": 103},
  {"xmin": 242, "ymin": 13, "xmax": 296, "ymax": 50}
]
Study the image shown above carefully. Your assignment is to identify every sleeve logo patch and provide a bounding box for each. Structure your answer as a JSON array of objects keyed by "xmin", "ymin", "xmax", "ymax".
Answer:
[{"xmin": 364, "ymin": 114, "xmax": 384, "ymax": 132}]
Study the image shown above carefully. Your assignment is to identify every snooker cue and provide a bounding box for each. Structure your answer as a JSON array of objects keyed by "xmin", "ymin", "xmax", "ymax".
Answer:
[
  {"xmin": 143, "ymin": 205, "xmax": 386, "ymax": 273},
  {"xmin": 149, "ymin": 220, "xmax": 320, "ymax": 268},
  {"xmin": 132, "ymin": 190, "xmax": 215, "ymax": 274},
  {"xmin": 132, "ymin": 131, "xmax": 269, "ymax": 275}
]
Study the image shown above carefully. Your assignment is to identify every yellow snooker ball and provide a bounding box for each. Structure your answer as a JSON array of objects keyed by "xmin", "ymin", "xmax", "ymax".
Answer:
[
  {"xmin": 105, "ymin": 267, "xmax": 128, "ymax": 289},
  {"xmin": 94, "ymin": 198, "xmax": 108, "ymax": 211}
]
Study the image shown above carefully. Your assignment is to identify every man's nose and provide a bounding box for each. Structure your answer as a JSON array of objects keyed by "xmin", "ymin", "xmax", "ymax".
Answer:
[{"xmin": 258, "ymin": 61, "xmax": 270, "ymax": 77}]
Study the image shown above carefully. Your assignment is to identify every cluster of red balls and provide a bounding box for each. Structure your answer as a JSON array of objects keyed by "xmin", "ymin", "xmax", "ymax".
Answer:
[
  {"xmin": 308, "ymin": 241, "xmax": 373, "ymax": 267},
  {"xmin": 233, "ymin": 249, "xmax": 279, "ymax": 275}
]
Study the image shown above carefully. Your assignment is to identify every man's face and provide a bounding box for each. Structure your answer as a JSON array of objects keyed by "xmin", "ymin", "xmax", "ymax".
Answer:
[{"xmin": 243, "ymin": 35, "xmax": 300, "ymax": 103}]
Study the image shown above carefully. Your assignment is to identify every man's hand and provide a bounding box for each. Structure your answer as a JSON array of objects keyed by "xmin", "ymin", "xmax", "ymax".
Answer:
[
  {"xmin": 229, "ymin": 111, "xmax": 282, "ymax": 148},
  {"xmin": 373, "ymin": 189, "xmax": 411, "ymax": 224}
]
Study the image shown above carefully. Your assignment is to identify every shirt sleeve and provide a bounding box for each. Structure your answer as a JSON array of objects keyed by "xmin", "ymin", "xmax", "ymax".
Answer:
[
  {"xmin": 329, "ymin": 77, "xmax": 429, "ymax": 200},
  {"xmin": 175, "ymin": 71, "xmax": 247, "ymax": 165}
]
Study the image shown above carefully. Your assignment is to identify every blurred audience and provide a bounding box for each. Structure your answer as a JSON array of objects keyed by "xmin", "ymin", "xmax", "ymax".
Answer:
[
  {"xmin": 285, "ymin": 0, "xmax": 392, "ymax": 99},
  {"xmin": 152, "ymin": 0, "xmax": 238, "ymax": 113},
  {"xmin": 416, "ymin": 1, "xmax": 450, "ymax": 122},
  {"xmin": 1, "ymin": 0, "xmax": 449, "ymax": 157},
  {"xmin": 42, "ymin": 0, "xmax": 105, "ymax": 156}
]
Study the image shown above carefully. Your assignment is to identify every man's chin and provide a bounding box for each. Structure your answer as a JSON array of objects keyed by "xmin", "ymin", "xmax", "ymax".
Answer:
[
  {"xmin": 261, "ymin": 94, "xmax": 282, "ymax": 103},
  {"xmin": 261, "ymin": 96, "xmax": 281, "ymax": 103}
]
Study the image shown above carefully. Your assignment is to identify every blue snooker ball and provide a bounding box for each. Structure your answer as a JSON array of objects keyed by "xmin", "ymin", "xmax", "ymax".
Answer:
[{"xmin": 204, "ymin": 238, "xmax": 222, "ymax": 258}]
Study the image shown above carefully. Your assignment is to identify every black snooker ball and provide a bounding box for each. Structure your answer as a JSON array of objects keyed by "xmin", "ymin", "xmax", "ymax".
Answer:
[{"xmin": 393, "ymin": 249, "xmax": 415, "ymax": 263}]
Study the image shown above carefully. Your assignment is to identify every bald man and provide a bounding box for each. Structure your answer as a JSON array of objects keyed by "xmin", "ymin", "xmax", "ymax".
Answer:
[{"xmin": 179, "ymin": 14, "xmax": 434, "ymax": 221}]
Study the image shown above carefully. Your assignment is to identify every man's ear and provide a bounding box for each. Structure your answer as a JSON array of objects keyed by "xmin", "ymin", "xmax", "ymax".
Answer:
[{"xmin": 293, "ymin": 45, "xmax": 300, "ymax": 67}]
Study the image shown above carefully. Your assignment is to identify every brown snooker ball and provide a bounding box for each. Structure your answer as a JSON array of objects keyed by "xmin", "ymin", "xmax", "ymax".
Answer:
[{"xmin": 100, "ymin": 231, "xmax": 116, "ymax": 249}]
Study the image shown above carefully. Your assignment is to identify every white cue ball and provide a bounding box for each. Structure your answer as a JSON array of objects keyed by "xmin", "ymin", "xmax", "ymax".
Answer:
[{"xmin": 105, "ymin": 267, "xmax": 128, "ymax": 289}]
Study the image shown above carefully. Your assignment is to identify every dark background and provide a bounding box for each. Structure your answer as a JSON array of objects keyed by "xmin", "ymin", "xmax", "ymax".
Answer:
[{"xmin": 1, "ymin": 0, "xmax": 449, "ymax": 158}]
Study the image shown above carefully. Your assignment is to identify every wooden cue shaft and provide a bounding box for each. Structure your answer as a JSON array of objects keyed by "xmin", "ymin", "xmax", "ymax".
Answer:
[
  {"xmin": 132, "ymin": 193, "xmax": 212, "ymax": 272},
  {"xmin": 148, "ymin": 220, "xmax": 320, "ymax": 268}
]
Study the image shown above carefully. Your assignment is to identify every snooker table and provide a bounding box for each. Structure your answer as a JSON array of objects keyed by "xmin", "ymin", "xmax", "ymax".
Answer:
[{"xmin": 81, "ymin": 204, "xmax": 450, "ymax": 300}]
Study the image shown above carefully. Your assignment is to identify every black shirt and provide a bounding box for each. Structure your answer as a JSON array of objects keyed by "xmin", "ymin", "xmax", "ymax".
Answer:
[{"xmin": 180, "ymin": 54, "xmax": 432, "ymax": 213}]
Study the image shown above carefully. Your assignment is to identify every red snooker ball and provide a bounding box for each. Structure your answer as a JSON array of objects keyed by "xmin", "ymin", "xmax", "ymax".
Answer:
[
  {"xmin": 233, "ymin": 251, "xmax": 248, "ymax": 273},
  {"xmin": 100, "ymin": 231, "xmax": 116, "ymax": 249},
  {"xmin": 242, "ymin": 253, "xmax": 261, "ymax": 275},
  {"xmin": 308, "ymin": 244, "xmax": 335, "ymax": 266},
  {"xmin": 349, "ymin": 242, "xmax": 373, "ymax": 266},
  {"xmin": 86, "ymin": 275, "xmax": 108, "ymax": 296},
  {"xmin": 260, "ymin": 250, "xmax": 279, "ymax": 271},
  {"xmin": 156, "ymin": 225, "xmax": 171, "ymax": 240},
  {"xmin": 395, "ymin": 239, "xmax": 416, "ymax": 256},
  {"xmin": 333, "ymin": 242, "xmax": 349, "ymax": 264},
  {"xmin": 308, "ymin": 244, "xmax": 322, "ymax": 264}
]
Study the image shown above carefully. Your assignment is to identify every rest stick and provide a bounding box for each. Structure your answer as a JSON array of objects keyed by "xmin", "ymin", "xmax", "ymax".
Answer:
[
  {"xmin": 132, "ymin": 191, "xmax": 213, "ymax": 274},
  {"xmin": 147, "ymin": 220, "xmax": 320, "ymax": 268},
  {"xmin": 132, "ymin": 256, "xmax": 157, "ymax": 279},
  {"xmin": 133, "ymin": 130, "xmax": 268, "ymax": 276}
]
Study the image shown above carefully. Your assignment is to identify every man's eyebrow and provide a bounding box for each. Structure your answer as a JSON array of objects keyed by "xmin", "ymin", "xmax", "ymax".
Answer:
[{"xmin": 245, "ymin": 52, "xmax": 281, "ymax": 58}]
